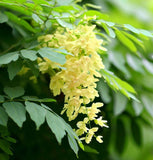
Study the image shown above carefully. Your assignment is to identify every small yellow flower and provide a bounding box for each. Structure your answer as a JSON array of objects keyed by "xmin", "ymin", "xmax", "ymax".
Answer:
[{"xmin": 96, "ymin": 136, "xmax": 103, "ymax": 143}]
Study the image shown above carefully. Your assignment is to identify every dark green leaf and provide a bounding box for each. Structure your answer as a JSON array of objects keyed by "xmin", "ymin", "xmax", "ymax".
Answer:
[
  {"xmin": 38, "ymin": 47, "xmax": 66, "ymax": 65},
  {"xmin": 3, "ymin": 102, "xmax": 26, "ymax": 127},
  {"xmin": 7, "ymin": 60, "xmax": 22, "ymax": 80},
  {"xmin": 0, "ymin": 95, "xmax": 4, "ymax": 102},
  {"xmin": 131, "ymin": 120, "xmax": 142, "ymax": 146},
  {"xmin": 4, "ymin": 86, "xmax": 25, "ymax": 99},
  {"xmin": 83, "ymin": 145, "xmax": 99, "ymax": 154},
  {"xmin": 22, "ymin": 96, "xmax": 56, "ymax": 102},
  {"xmin": 25, "ymin": 101, "xmax": 46, "ymax": 130},
  {"xmin": 0, "ymin": 140, "xmax": 13, "ymax": 155},
  {"xmin": 21, "ymin": 49, "xmax": 38, "ymax": 61},
  {"xmin": 0, "ymin": 52, "xmax": 19, "ymax": 65},
  {"xmin": 0, "ymin": 108, "xmax": 8, "ymax": 126},
  {"xmin": 115, "ymin": 119, "xmax": 126, "ymax": 154}
]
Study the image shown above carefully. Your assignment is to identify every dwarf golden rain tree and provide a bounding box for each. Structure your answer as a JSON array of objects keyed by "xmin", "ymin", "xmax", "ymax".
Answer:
[{"xmin": 0, "ymin": 0, "xmax": 153, "ymax": 160}]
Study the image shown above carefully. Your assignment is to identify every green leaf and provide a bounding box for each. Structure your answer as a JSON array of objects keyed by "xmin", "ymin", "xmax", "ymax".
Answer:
[
  {"xmin": 115, "ymin": 119, "xmax": 126, "ymax": 154},
  {"xmin": 7, "ymin": 60, "xmax": 22, "ymax": 80},
  {"xmin": 143, "ymin": 59, "xmax": 153, "ymax": 74},
  {"xmin": 101, "ymin": 23, "xmax": 115, "ymax": 38},
  {"xmin": 5, "ymin": 11, "xmax": 36, "ymax": 33},
  {"xmin": 3, "ymin": 102, "xmax": 26, "ymax": 127},
  {"xmin": 32, "ymin": 13, "xmax": 44, "ymax": 25},
  {"xmin": 42, "ymin": 103, "xmax": 79, "ymax": 154},
  {"xmin": 0, "ymin": 140, "xmax": 13, "ymax": 155},
  {"xmin": 0, "ymin": 108, "xmax": 8, "ymax": 126},
  {"xmin": 22, "ymin": 96, "xmax": 56, "ymax": 102},
  {"xmin": 115, "ymin": 29, "xmax": 137, "ymax": 53},
  {"xmin": 83, "ymin": 145, "xmax": 99, "ymax": 154},
  {"xmin": 109, "ymin": 51, "xmax": 130, "ymax": 77},
  {"xmin": 100, "ymin": 69, "xmax": 137, "ymax": 100},
  {"xmin": 141, "ymin": 93, "xmax": 153, "ymax": 117},
  {"xmin": 46, "ymin": 110, "xmax": 66, "ymax": 144},
  {"xmin": 122, "ymin": 31, "xmax": 145, "ymax": 50},
  {"xmin": 132, "ymin": 101, "xmax": 143, "ymax": 116},
  {"xmin": 97, "ymin": 78, "xmax": 111, "ymax": 103},
  {"xmin": 38, "ymin": 47, "xmax": 66, "ymax": 65},
  {"xmin": 84, "ymin": 10, "xmax": 109, "ymax": 20},
  {"xmin": 0, "ymin": 95, "xmax": 4, "ymax": 102},
  {"xmin": 4, "ymin": 86, "xmax": 25, "ymax": 99},
  {"xmin": 0, "ymin": 52, "xmax": 19, "ymax": 65},
  {"xmin": 0, "ymin": 12, "xmax": 8, "ymax": 23},
  {"xmin": 124, "ymin": 24, "xmax": 140, "ymax": 34},
  {"xmin": 126, "ymin": 54, "xmax": 144, "ymax": 73},
  {"xmin": 56, "ymin": 0, "xmax": 73, "ymax": 6},
  {"xmin": 25, "ymin": 101, "xmax": 46, "ymax": 130},
  {"xmin": 124, "ymin": 24, "xmax": 153, "ymax": 38},
  {"xmin": 56, "ymin": 18, "xmax": 73, "ymax": 29},
  {"xmin": 68, "ymin": 133, "xmax": 79, "ymax": 156},
  {"xmin": 131, "ymin": 120, "xmax": 142, "ymax": 146},
  {"xmin": 114, "ymin": 92, "xmax": 128, "ymax": 116},
  {"xmin": 21, "ymin": 49, "xmax": 38, "ymax": 61}
]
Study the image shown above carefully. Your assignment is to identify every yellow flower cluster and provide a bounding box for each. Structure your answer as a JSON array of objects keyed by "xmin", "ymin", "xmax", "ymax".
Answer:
[{"xmin": 38, "ymin": 25, "xmax": 108, "ymax": 143}]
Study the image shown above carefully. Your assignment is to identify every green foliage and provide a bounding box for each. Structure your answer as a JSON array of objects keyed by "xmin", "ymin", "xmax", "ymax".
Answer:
[{"xmin": 0, "ymin": 0, "xmax": 153, "ymax": 160}]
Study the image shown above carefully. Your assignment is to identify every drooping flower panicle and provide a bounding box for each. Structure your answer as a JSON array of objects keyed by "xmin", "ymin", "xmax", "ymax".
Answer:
[{"xmin": 38, "ymin": 24, "xmax": 108, "ymax": 143}]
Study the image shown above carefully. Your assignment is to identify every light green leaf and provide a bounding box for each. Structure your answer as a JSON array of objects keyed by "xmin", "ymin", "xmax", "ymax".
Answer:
[
  {"xmin": 25, "ymin": 101, "xmax": 46, "ymax": 130},
  {"xmin": 3, "ymin": 102, "xmax": 26, "ymax": 127},
  {"xmin": 97, "ymin": 78, "xmax": 111, "ymax": 103},
  {"xmin": 21, "ymin": 49, "xmax": 37, "ymax": 61},
  {"xmin": 132, "ymin": 101, "xmax": 143, "ymax": 116},
  {"xmin": 7, "ymin": 60, "xmax": 22, "ymax": 80},
  {"xmin": 0, "ymin": 107, "xmax": 8, "ymax": 126},
  {"xmin": 141, "ymin": 93, "xmax": 153, "ymax": 117},
  {"xmin": 32, "ymin": 13, "xmax": 44, "ymax": 25},
  {"xmin": 46, "ymin": 110, "xmax": 66, "ymax": 144},
  {"xmin": 124, "ymin": 24, "xmax": 140, "ymax": 34},
  {"xmin": 122, "ymin": 31, "xmax": 145, "ymax": 50},
  {"xmin": 124, "ymin": 24, "xmax": 153, "ymax": 38},
  {"xmin": 109, "ymin": 51, "xmax": 130, "ymax": 77},
  {"xmin": 114, "ymin": 92, "xmax": 128, "ymax": 116},
  {"xmin": 0, "ymin": 12, "xmax": 8, "ymax": 23},
  {"xmin": 4, "ymin": 86, "xmax": 25, "ymax": 99},
  {"xmin": 56, "ymin": 19, "xmax": 73, "ymax": 29},
  {"xmin": 100, "ymin": 69, "xmax": 137, "ymax": 100},
  {"xmin": 84, "ymin": 10, "xmax": 109, "ymax": 20},
  {"xmin": 101, "ymin": 23, "xmax": 115, "ymax": 38},
  {"xmin": 56, "ymin": 0, "xmax": 73, "ymax": 6},
  {"xmin": 0, "ymin": 52, "xmax": 19, "ymax": 65},
  {"xmin": 115, "ymin": 29, "xmax": 137, "ymax": 53},
  {"xmin": 143, "ymin": 59, "xmax": 153, "ymax": 74},
  {"xmin": 38, "ymin": 47, "xmax": 66, "ymax": 65},
  {"xmin": 68, "ymin": 133, "xmax": 79, "ymax": 156},
  {"xmin": 126, "ymin": 54, "xmax": 144, "ymax": 73}
]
